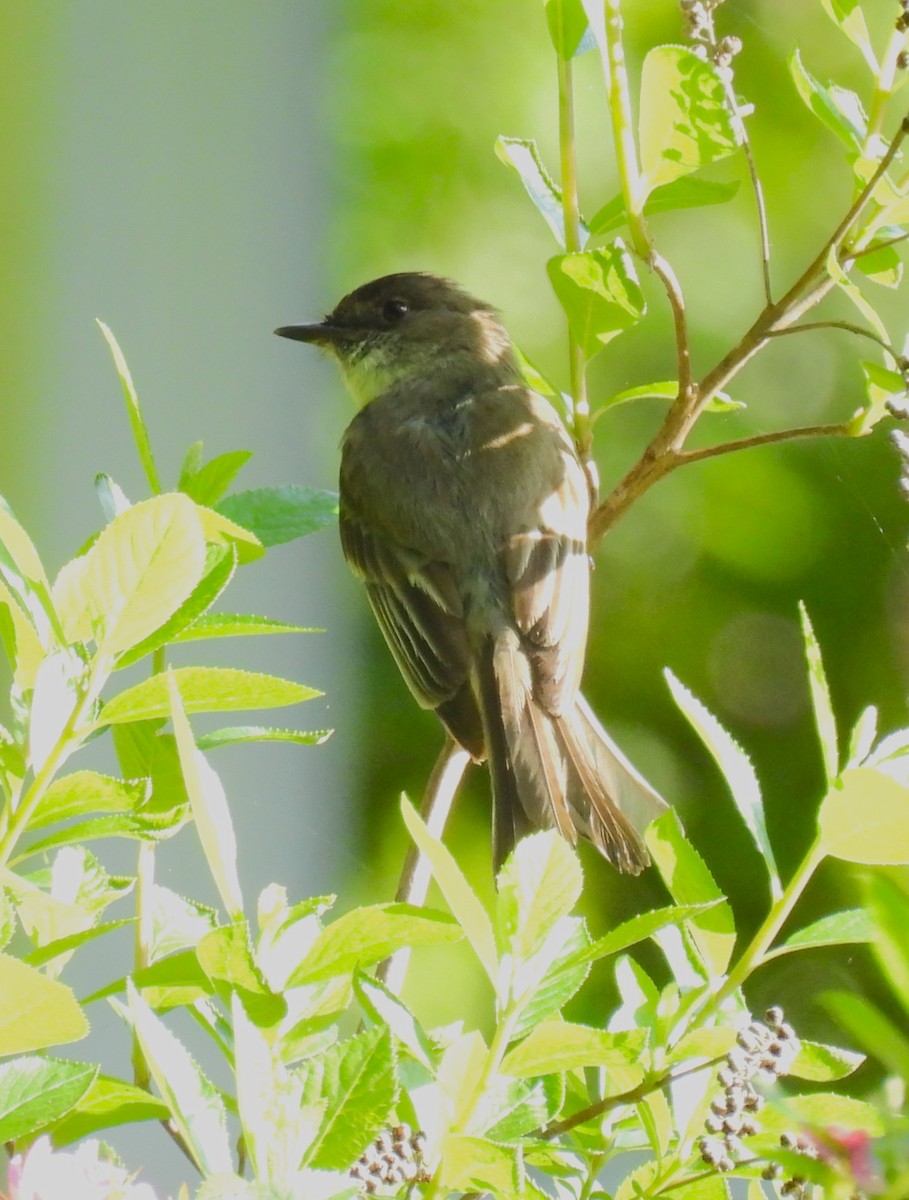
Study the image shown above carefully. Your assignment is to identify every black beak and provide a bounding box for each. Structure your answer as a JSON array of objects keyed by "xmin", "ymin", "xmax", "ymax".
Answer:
[{"xmin": 274, "ymin": 322, "xmax": 332, "ymax": 344}]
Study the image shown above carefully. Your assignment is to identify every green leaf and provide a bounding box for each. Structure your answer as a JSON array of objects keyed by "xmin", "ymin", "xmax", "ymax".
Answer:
[
  {"xmin": 667, "ymin": 1025, "xmax": 736, "ymax": 1066},
  {"xmin": 441, "ymin": 1135, "xmax": 521, "ymax": 1199},
  {"xmin": 502, "ymin": 1019, "xmax": 645, "ymax": 1078},
  {"xmin": 17, "ymin": 810, "xmax": 184, "ymax": 859},
  {"xmin": 849, "ymin": 360, "xmax": 906, "ymax": 436},
  {"xmin": 353, "ymin": 969, "xmax": 435, "ymax": 1070},
  {"xmin": 53, "ymin": 493, "xmax": 207, "ymax": 656},
  {"xmin": 543, "ymin": 0, "xmax": 590, "ymax": 60},
  {"xmin": 854, "ymin": 239, "xmax": 903, "ymax": 288},
  {"xmin": 496, "ymin": 830, "xmax": 582, "ymax": 963},
  {"xmin": 94, "ymin": 473, "xmax": 131, "ymax": 522},
  {"xmin": 300, "ymin": 1027, "xmax": 397, "ymax": 1170},
  {"xmin": 100, "ymin": 666, "xmax": 320, "ymax": 725},
  {"xmin": 589, "ymin": 177, "xmax": 739, "ymax": 236},
  {"xmin": 480, "ymin": 1073, "xmax": 564, "ymax": 1142},
  {"xmin": 495, "ymin": 137, "xmax": 581, "ymax": 247},
  {"xmin": 196, "ymin": 725, "xmax": 332, "ymax": 750},
  {"xmin": 29, "ymin": 770, "xmax": 148, "ymax": 830},
  {"xmin": 760, "ymin": 1089, "xmax": 885, "ymax": 1138},
  {"xmin": 401, "ymin": 795, "xmax": 497, "ymax": 983},
  {"xmin": 216, "ymin": 486, "xmax": 338, "ymax": 546},
  {"xmin": 87, "ymin": 948, "xmax": 213, "ymax": 1011},
  {"xmin": 818, "ymin": 766, "xmax": 909, "ymax": 864},
  {"xmin": 24, "ymin": 918, "xmax": 136, "ymax": 970},
  {"xmin": 639, "ymin": 45, "xmax": 739, "ymax": 194},
  {"xmin": 197, "ymin": 923, "xmax": 286, "ymax": 1029},
  {"xmin": 789, "ymin": 49, "xmax": 867, "ymax": 153},
  {"xmin": 799, "ymin": 602, "xmax": 839, "ymax": 784},
  {"xmin": 771, "ymin": 908, "xmax": 874, "ymax": 958},
  {"xmin": 148, "ymin": 884, "xmax": 219, "ymax": 962},
  {"xmin": 846, "ymin": 704, "xmax": 878, "ymax": 767},
  {"xmin": 547, "ymin": 243, "xmax": 645, "ymax": 359},
  {"xmin": 563, "ymin": 903, "xmax": 721, "ymax": 973},
  {"xmin": 822, "ymin": 990, "xmax": 909, "ymax": 1079},
  {"xmin": 170, "ymin": 612, "xmax": 319, "ymax": 642},
  {"xmin": 0, "ymin": 954, "xmax": 89, "ymax": 1054},
  {"xmin": 121, "ymin": 980, "xmax": 232, "ymax": 1175},
  {"xmin": 865, "ymin": 873, "xmax": 909, "ymax": 1012},
  {"xmin": 645, "ymin": 810, "xmax": 736, "ymax": 976},
  {"xmin": 96, "ymin": 321, "xmax": 161, "ymax": 495},
  {"xmin": 291, "ymin": 903, "xmax": 462, "ymax": 985},
  {"xmin": 0, "ymin": 1056, "xmax": 97, "ymax": 1143},
  {"xmin": 666, "ymin": 669, "xmax": 780, "ymax": 897},
  {"xmin": 114, "ymin": 544, "xmax": 237, "ymax": 669},
  {"xmin": 46, "ymin": 1073, "xmax": 170, "ymax": 1145},
  {"xmin": 181, "ymin": 450, "xmax": 253, "ymax": 506},
  {"xmin": 169, "ymin": 672, "xmax": 244, "ymax": 919},
  {"xmin": 789, "ymin": 1039, "xmax": 864, "ymax": 1081},
  {"xmin": 509, "ymin": 916, "xmax": 591, "ymax": 1040},
  {"xmin": 818, "ymin": 0, "xmax": 877, "ymax": 73}
]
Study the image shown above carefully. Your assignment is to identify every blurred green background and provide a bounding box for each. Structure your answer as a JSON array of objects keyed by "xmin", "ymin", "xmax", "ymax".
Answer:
[{"xmin": 1, "ymin": 1, "xmax": 906, "ymax": 1192}]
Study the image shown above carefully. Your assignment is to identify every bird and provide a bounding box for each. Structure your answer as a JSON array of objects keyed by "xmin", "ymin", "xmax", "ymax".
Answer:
[{"xmin": 276, "ymin": 272, "xmax": 666, "ymax": 872}]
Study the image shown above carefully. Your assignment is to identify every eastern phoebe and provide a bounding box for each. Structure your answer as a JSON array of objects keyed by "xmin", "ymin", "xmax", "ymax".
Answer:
[{"xmin": 277, "ymin": 273, "xmax": 666, "ymax": 872}]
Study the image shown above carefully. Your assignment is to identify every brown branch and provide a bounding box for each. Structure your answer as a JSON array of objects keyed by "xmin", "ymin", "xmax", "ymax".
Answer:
[
  {"xmin": 768, "ymin": 319, "xmax": 906, "ymax": 366},
  {"xmin": 677, "ymin": 421, "xmax": 852, "ymax": 467},
  {"xmin": 587, "ymin": 114, "xmax": 909, "ymax": 549},
  {"xmin": 650, "ymin": 249, "xmax": 693, "ymax": 403}
]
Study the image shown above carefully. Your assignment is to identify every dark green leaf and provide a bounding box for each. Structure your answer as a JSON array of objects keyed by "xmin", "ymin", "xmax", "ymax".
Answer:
[
  {"xmin": 0, "ymin": 1056, "xmax": 97, "ymax": 1143},
  {"xmin": 216, "ymin": 486, "xmax": 338, "ymax": 546},
  {"xmin": 865, "ymin": 873, "xmax": 909, "ymax": 1012},
  {"xmin": 300, "ymin": 1027, "xmax": 397, "ymax": 1170},
  {"xmin": 181, "ymin": 450, "xmax": 253, "ymax": 506},
  {"xmin": 822, "ymin": 990, "xmax": 909, "ymax": 1078}
]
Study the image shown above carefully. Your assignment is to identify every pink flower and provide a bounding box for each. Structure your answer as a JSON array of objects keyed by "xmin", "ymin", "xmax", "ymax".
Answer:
[
  {"xmin": 808, "ymin": 1125, "xmax": 882, "ymax": 1193},
  {"xmin": 5, "ymin": 1137, "xmax": 158, "ymax": 1200}
]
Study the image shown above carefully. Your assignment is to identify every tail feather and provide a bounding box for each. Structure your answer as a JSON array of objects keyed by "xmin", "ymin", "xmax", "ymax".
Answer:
[{"xmin": 478, "ymin": 633, "xmax": 666, "ymax": 873}]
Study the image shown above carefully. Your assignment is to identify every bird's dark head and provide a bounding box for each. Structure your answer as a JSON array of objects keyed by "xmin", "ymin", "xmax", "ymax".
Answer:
[{"xmin": 276, "ymin": 272, "xmax": 518, "ymax": 405}]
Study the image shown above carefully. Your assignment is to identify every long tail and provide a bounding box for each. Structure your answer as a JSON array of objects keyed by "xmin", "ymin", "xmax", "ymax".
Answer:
[{"xmin": 476, "ymin": 633, "xmax": 667, "ymax": 873}]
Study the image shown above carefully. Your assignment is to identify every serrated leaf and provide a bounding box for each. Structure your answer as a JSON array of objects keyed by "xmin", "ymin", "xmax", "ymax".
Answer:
[
  {"xmin": 502, "ymin": 1020, "xmax": 645, "ymax": 1078},
  {"xmin": 17, "ymin": 810, "xmax": 184, "ymax": 860},
  {"xmin": 789, "ymin": 49, "xmax": 867, "ymax": 153},
  {"xmin": 216, "ymin": 486, "xmax": 338, "ymax": 546},
  {"xmin": 195, "ymin": 505, "xmax": 264, "ymax": 564},
  {"xmin": 29, "ymin": 770, "xmax": 148, "ymax": 830},
  {"xmin": 589, "ymin": 177, "xmax": 739, "ymax": 236},
  {"xmin": 789, "ymin": 1040, "xmax": 864, "ymax": 1081},
  {"xmin": 547, "ymin": 243, "xmax": 644, "ymax": 359},
  {"xmin": 760, "ymin": 1088, "xmax": 885, "ymax": 1138},
  {"xmin": 666, "ymin": 669, "xmax": 780, "ymax": 897},
  {"xmin": 645, "ymin": 810, "xmax": 735, "ymax": 976},
  {"xmin": 0, "ymin": 1056, "xmax": 97, "ymax": 1143},
  {"xmin": 353, "ymin": 969, "xmax": 435, "ymax": 1069},
  {"xmin": 148, "ymin": 884, "xmax": 218, "ymax": 962},
  {"xmin": 300, "ymin": 1027, "xmax": 397, "ymax": 1170},
  {"xmin": 639, "ymin": 45, "xmax": 739, "ymax": 194},
  {"xmin": 440, "ymin": 1134, "xmax": 519, "ymax": 1198},
  {"xmin": 170, "ymin": 612, "xmax": 319, "ymax": 642},
  {"xmin": 169, "ymin": 673, "xmax": 244, "ymax": 919},
  {"xmin": 0, "ymin": 955, "xmax": 89, "ymax": 1054},
  {"xmin": 0, "ymin": 576, "xmax": 45, "ymax": 691},
  {"xmin": 114, "ymin": 544, "xmax": 237, "ymax": 669},
  {"xmin": 53, "ymin": 493, "xmax": 207, "ymax": 656},
  {"xmin": 24, "ymin": 918, "xmax": 136, "ymax": 970},
  {"xmin": 818, "ymin": 766, "xmax": 909, "ymax": 864},
  {"xmin": 291, "ymin": 903, "xmax": 462, "ymax": 985},
  {"xmin": 562, "ymin": 903, "xmax": 720, "ymax": 974},
  {"xmin": 479, "ymin": 1072, "xmax": 564, "ymax": 1142},
  {"xmin": 771, "ymin": 908, "xmax": 874, "ymax": 958},
  {"xmin": 846, "ymin": 704, "xmax": 878, "ymax": 767},
  {"xmin": 181, "ymin": 450, "xmax": 253, "ymax": 506},
  {"xmin": 401, "ymin": 795, "xmax": 497, "ymax": 983},
  {"xmin": 196, "ymin": 725, "xmax": 332, "ymax": 750},
  {"xmin": 799, "ymin": 603, "xmax": 839, "ymax": 783},
  {"xmin": 509, "ymin": 916, "xmax": 591, "ymax": 1040},
  {"xmin": 197, "ymin": 922, "xmax": 285, "ymax": 1029},
  {"xmin": 496, "ymin": 831, "xmax": 582, "ymax": 963},
  {"xmin": 46, "ymin": 1072, "xmax": 170, "ymax": 1145},
  {"xmin": 122, "ymin": 980, "xmax": 232, "ymax": 1175},
  {"xmin": 668, "ymin": 1025, "xmax": 736, "ymax": 1066},
  {"xmin": 495, "ymin": 136, "xmax": 578, "ymax": 247},
  {"xmin": 100, "ymin": 666, "xmax": 320, "ymax": 726}
]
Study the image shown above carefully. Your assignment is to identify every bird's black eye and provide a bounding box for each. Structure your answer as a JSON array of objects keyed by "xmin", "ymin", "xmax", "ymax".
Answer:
[{"xmin": 382, "ymin": 299, "xmax": 409, "ymax": 322}]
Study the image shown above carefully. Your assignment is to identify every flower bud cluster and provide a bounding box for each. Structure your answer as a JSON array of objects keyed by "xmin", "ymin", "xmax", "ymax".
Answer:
[
  {"xmin": 897, "ymin": 0, "xmax": 909, "ymax": 38},
  {"xmin": 350, "ymin": 1124, "xmax": 429, "ymax": 1195},
  {"xmin": 679, "ymin": 0, "xmax": 742, "ymax": 81},
  {"xmin": 699, "ymin": 1006, "xmax": 800, "ymax": 1173}
]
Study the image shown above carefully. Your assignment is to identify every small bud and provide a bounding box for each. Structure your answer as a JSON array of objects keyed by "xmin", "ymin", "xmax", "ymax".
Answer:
[
  {"xmin": 717, "ymin": 1066, "xmax": 736, "ymax": 1088},
  {"xmin": 705, "ymin": 1114, "xmax": 724, "ymax": 1133},
  {"xmin": 780, "ymin": 1131, "xmax": 799, "ymax": 1150},
  {"xmin": 765, "ymin": 1006, "xmax": 784, "ymax": 1028},
  {"xmin": 763, "ymin": 1164, "xmax": 783, "ymax": 1180},
  {"xmin": 898, "ymin": 50, "xmax": 909, "ymax": 70}
]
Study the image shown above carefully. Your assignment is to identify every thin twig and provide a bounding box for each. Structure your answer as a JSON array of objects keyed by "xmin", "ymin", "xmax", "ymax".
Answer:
[
  {"xmin": 377, "ymin": 737, "xmax": 470, "ymax": 992},
  {"xmin": 677, "ymin": 421, "xmax": 852, "ymax": 467},
  {"xmin": 768, "ymin": 319, "xmax": 906, "ymax": 366},
  {"xmin": 650, "ymin": 250, "xmax": 693, "ymax": 402}
]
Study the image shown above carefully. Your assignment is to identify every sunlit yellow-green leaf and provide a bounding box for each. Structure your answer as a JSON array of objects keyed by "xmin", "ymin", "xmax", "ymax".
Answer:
[
  {"xmin": 0, "ymin": 955, "xmax": 88, "ymax": 1054},
  {"xmin": 818, "ymin": 766, "xmax": 909, "ymax": 863}
]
